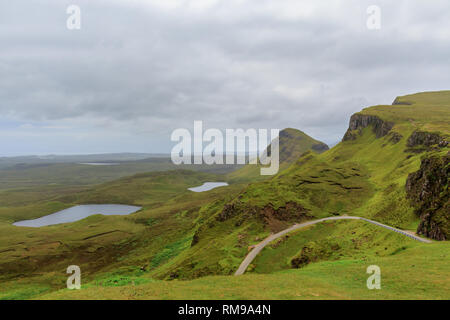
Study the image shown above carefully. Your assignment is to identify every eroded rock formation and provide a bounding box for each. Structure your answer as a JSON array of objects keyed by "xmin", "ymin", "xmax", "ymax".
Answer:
[
  {"xmin": 406, "ymin": 153, "xmax": 449, "ymax": 240},
  {"xmin": 343, "ymin": 114, "xmax": 394, "ymax": 141}
]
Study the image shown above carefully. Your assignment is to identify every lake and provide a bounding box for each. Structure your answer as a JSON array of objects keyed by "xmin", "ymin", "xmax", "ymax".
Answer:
[
  {"xmin": 13, "ymin": 204, "xmax": 142, "ymax": 227},
  {"xmin": 78, "ymin": 163, "xmax": 120, "ymax": 166},
  {"xmin": 188, "ymin": 182, "xmax": 229, "ymax": 192}
]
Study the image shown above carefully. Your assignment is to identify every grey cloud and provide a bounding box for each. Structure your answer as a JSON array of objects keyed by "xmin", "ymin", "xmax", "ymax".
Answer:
[{"xmin": 0, "ymin": 0, "xmax": 449, "ymax": 155}]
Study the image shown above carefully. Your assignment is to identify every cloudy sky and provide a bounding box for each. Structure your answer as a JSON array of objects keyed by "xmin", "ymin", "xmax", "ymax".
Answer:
[{"xmin": 1, "ymin": 0, "xmax": 449, "ymax": 156}]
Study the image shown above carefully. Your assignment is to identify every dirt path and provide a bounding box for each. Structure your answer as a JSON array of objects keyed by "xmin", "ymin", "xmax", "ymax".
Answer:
[{"xmin": 234, "ymin": 216, "xmax": 431, "ymax": 276}]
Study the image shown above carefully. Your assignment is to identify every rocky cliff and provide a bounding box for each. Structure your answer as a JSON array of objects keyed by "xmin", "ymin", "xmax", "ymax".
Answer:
[
  {"xmin": 343, "ymin": 114, "xmax": 394, "ymax": 141},
  {"xmin": 406, "ymin": 153, "xmax": 449, "ymax": 240},
  {"xmin": 407, "ymin": 131, "xmax": 448, "ymax": 148}
]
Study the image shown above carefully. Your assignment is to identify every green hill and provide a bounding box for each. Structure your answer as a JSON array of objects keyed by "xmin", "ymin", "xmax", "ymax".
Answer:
[
  {"xmin": 227, "ymin": 128, "xmax": 328, "ymax": 183},
  {"xmin": 37, "ymin": 241, "xmax": 450, "ymax": 300},
  {"xmin": 149, "ymin": 90, "xmax": 449, "ymax": 281},
  {"xmin": 0, "ymin": 91, "xmax": 448, "ymax": 300}
]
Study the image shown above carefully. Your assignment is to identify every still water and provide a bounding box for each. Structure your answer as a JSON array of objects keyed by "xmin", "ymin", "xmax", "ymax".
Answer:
[
  {"xmin": 188, "ymin": 182, "xmax": 229, "ymax": 192},
  {"xmin": 13, "ymin": 204, "xmax": 142, "ymax": 227}
]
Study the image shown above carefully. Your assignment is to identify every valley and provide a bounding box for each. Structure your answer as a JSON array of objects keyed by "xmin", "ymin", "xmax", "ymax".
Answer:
[{"xmin": 0, "ymin": 91, "xmax": 448, "ymax": 300}]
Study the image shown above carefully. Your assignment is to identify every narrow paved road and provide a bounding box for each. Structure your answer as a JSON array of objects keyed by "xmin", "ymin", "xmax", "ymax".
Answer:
[{"xmin": 234, "ymin": 216, "xmax": 431, "ymax": 276}]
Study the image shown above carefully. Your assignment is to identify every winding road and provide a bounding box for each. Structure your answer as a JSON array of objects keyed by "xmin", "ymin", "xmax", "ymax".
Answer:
[{"xmin": 234, "ymin": 216, "xmax": 432, "ymax": 276}]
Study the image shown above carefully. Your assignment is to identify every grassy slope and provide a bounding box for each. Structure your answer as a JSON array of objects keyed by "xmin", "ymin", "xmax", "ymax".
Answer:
[
  {"xmin": 40, "ymin": 241, "xmax": 449, "ymax": 300},
  {"xmin": 227, "ymin": 128, "xmax": 328, "ymax": 184},
  {"xmin": 0, "ymin": 170, "xmax": 244, "ymax": 299},
  {"xmin": 1, "ymin": 91, "xmax": 448, "ymax": 300},
  {"xmin": 142, "ymin": 91, "xmax": 449, "ymax": 282},
  {"xmin": 251, "ymin": 220, "xmax": 417, "ymax": 274},
  {"xmin": 241, "ymin": 91, "xmax": 449, "ymax": 227},
  {"xmin": 0, "ymin": 128, "xmax": 330, "ymax": 297}
]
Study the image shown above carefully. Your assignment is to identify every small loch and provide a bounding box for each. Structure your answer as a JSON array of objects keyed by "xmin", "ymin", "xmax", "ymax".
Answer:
[
  {"xmin": 78, "ymin": 163, "xmax": 120, "ymax": 166},
  {"xmin": 13, "ymin": 204, "xmax": 142, "ymax": 227},
  {"xmin": 188, "ymin": 182, "xmax": 229, "ymax": 192}
]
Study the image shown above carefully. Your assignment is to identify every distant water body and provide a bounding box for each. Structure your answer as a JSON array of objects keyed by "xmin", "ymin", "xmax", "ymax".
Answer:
[
  {"xmin": 188, "ymin": 182, "xmax": 229, "ymax": 192},
  {"xmin": 78, "ymin": 163, "xmax": 120, "ymax": 166},
  {"xmin": 13, "ymin": 204, "xmax": 141, "ymax": 227}
]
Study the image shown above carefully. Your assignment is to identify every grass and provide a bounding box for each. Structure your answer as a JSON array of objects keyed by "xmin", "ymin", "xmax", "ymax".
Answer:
[
  {"xmin": 37, "ymin": 242, "xmax": 449, "ymax": 300},
  {"xmin": 148, "ymin": 91, "xmax": 449, "ymax": 282},
  {"xmin": 250, "ymin": 220, "xmax": 417, "ymax": 274},
  {"xmin": 0, "ymin": 169, "xmax": 245, "ymax": 297},
  {"xmin": 233, "ymin": 91, "xmax": 449, "ymax": 229},
  {"xmin": 227, "ymin": 128, "xmax": 329, "ymax": 184},
  {"xmin": 0, "ymin": 157, "xmax": 240, "ymax": 190},
  {"xmin": 0, "ymin": 90, "xmax": 448, "ymax": 300}
]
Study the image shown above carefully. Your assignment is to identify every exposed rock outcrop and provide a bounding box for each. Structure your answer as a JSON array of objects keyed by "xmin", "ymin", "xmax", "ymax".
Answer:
[
  {"xmin": 216, "ymin": 201, "xmax": 311, "ymax": 233},
  {"xmin": 191, "ymin": 200, "xmax": 312, "ymax": 247},
  {"xmin": 311, "ymin": 143, "xmax": 329, "ymax": 153},
  {"xmin": 217, "ymin": 202, "xmax": 241, "ymax": 222},
  {"xmin": 407, "ymin": 131, "xmax": 448, "ymax": 148},
  {"xmin": 405, "ymin": 153, "xmax": 449, "ymax": 240},
  {"xmin": 343, "ymin": 114, "xmax": 394, "ymax": 141},
  {"xmin": 387, "ymin": 131, "xmax": 403, "ymax": 144},
  {"xmin": 392, "ymin": 97, "xmax": 413, "ymax": 105},
  {"xmin": 290, "ymin": 240, "xmax": 339, "ymax": 269}
]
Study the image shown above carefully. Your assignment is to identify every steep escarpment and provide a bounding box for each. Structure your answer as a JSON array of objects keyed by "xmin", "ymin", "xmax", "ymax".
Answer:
[
  {"xmin": 343, "ymin": 114, "xmax": 394, "ymax": 141},
  {"xmin": 406, "ymin": 153, "xmax": 449, "ymax": 240}
]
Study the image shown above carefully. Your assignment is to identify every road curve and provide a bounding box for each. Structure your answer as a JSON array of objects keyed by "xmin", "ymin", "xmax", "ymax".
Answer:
[{"xmin": 234, "ymin": 216, "xmax": 431, "ymax": 276}]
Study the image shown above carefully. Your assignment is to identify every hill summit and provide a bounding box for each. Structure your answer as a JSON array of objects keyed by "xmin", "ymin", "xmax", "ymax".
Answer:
[{"xmin": 228, "ymin": 128, "xmax": 328, "ymax": 182}]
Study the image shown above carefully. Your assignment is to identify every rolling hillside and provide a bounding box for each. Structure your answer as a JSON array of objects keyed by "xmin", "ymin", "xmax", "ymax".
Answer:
[
  {"xmin": 227, "ymin": 128, "xmax": 329, "ymax": 183},
  {"xmin": 0, "ymin": 91, "xmax": 448, "ymax": 300},
  {"xmin": 148, "ymin": 91, "xmax": 449, "ymax": 281}
]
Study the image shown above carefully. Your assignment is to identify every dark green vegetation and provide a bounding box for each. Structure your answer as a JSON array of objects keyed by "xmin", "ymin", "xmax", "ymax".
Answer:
[{"xmin": 0, "ymin": 91, "xmax": 449, "ymax": 300}]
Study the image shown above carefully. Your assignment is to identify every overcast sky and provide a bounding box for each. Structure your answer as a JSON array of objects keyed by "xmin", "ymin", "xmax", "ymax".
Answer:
[{"xmin": 1, "ymin": 0, "xmax": 449, "ymax": 156}]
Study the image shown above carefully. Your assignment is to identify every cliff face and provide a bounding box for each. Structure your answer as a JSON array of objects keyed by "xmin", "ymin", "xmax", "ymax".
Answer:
[
  {"xmin": 407, "ymin": 131, "xmax": 448, "ymax": 148},
  {"xmin": 343, "ymin": 114, "xmax": 394, "ymax": 141},
  {"xmin": 406, "ymin": 153, "xmax": 449, "ymax": 240}
]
